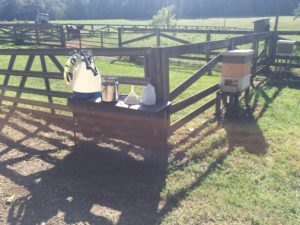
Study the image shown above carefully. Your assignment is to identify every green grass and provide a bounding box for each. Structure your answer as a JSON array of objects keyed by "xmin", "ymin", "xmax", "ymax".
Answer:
[
  {"xmin": 0, "ymin": 17, "xmax": 300, "ymax": 224},
  {"xmin": 162, "ymin": 78, "xmax": 300, "ymax": 224}
]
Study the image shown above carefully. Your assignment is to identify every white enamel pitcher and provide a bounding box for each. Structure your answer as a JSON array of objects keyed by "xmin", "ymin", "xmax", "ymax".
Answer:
[{"xmin": 64, "ymin": 50, "xmax": 101, "ymax": 99}]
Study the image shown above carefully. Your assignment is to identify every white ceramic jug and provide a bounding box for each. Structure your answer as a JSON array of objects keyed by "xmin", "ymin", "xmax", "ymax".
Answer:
[{"xmin": 142, "ymin": 84, "xmax": 156, "ymax": 105}]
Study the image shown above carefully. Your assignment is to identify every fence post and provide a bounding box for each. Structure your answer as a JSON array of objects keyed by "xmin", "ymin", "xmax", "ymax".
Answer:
[
  {"xmin": 91, "ymin": 25, "xmax": 94, "ymax": 35},
  {"xmin": 35, "ymin": 26, "xmax": 40, "ymax": 46},
  {"xmin": 59, "ymin": 26, "xmax": 66, "ymax": 47},
  {"xmin": 251, "ymin": 34, "xmax": 259, "ymax": 74},
  {"xmin": 100, "ymin": 31, "xmax": 104, "ymax": 48},
  {"xmin": 145, "ymin": 48, "xmax": 169, "ymax": 103},
  {"xmin": 206, "ymin": 31, "xmax": 212, "ymax": 75},
  {"xmin": 12, "ymin": 25, "xmax": 18, "ymax": 45},
  {"xmin": 269, "ymin": 32, "xmax": 278, "ymax": 66},
  {"xmin": 118, "ymin": 28, "xmax": 122, "ymax": 48},
  {"xmin": 156, "ymin": 29, "xmax": 161, "ymax": 46},
  {"xmin": 228, "ymin": 38, "xmax": 235, "ymax": 50},
  {"xmin": 79, "ymin": 31, "xmax": 82, "ymax": 48}
]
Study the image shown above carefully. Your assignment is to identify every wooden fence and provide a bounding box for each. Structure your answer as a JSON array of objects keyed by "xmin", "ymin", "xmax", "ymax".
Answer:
[
  {"xmin": 273, "ymin": 31, "xmax": 300, "ymax": 69},
  {"xmin": 57, "ymin": 23, "xmax": 250, "ymax": 35},
  {"xmin": 0, "ymin": 31, "xmax": 299, "ymax": 136},
  {"xmin": 0, "ymin": 47, "xmax": 167, "ymax": 119},
  {"xmin": 62, "ymin": 25, "xmax": 252, "ymax": 49},
  {"xmin": 117, "ymin": 27, "xmax": 252, "ymax": 47},
  {"xmin": 0, "ymin": 23, "xmax": 253, "ymax": 49},
  {"xmin": 0, "ymin": 24, "xmax": 66, "ymax": 47}
]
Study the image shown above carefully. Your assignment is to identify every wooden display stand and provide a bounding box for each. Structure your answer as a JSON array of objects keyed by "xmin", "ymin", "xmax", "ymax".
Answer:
[{"xmin": 68, "ymin": 96, "xmax": 171, "ymax": 151}]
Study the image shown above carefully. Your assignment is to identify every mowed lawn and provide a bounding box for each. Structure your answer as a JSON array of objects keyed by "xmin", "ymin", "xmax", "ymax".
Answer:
[
  {"xmin": 162, "ymin": 77, "xmax": 300, "ymax": 224},
  {"xmin": 0, "ymin": 17, "xmax": 299, "ymax": 224}
]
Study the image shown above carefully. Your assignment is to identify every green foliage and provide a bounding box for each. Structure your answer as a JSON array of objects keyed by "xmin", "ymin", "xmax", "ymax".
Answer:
[
  {"xmin": 0, "ymin": 0, "xmax": 298, "ymax": 21},
  {"xmin": 294, "ymin": 3, "xmax": 300, "ymax": 20},
  {"xmin": 151, "ymin": 5, "xmax": 176, "ymax": 28}
]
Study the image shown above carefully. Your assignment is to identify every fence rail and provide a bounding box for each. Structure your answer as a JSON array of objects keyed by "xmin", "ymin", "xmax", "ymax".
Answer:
[{"xmin": 0, "ymin": 24, "xmax": 65, "ymax": 47}]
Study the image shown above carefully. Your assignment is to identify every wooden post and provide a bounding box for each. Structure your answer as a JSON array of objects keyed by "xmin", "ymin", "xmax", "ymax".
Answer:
[
  {"xmin": 269, "ymin": 32, "xmax": 278, "ymax": 66},
  {"xmin": 118, "ymin": 28, "xmax": 122, "ymax": 48},
  {"xmin": 144, "ymin": 48, "xmax": 170, "ymax": 145},
  {"xmin": 91, "ymin": 25, "xmax": 94, "ymax": 35},
  {"xmin": 206, "ymin": 31, "xmax": 212, "ymax": 75},
  {"xmin": 59, "ymin": 26, "xmax": 66, "ymax": 47},
  {"xmin": 156, "ymin": 29, "xmax": 161, "ymax": 47},
  {"xmin": 228, "ymin": 38, "xmax": 235, "ymax": 50},
  {"xmin": 215, "ymin": 91, "xmax": 222, "ymax": 120},
  {"xmin": 252, "ymin": 34, "xmax": 259, "ymax": 74},
  {"xmin": 35, "ymin": 27, "xmax": 40, "ymax": 46},
  {"xmin": 79, "ymin": 31, "xmax": 82, "ymax": 48},
  {"xmin": 12, "ymin": 25, "xmax": 18, "ymax": 45},
  {"xmin": 145, "ymin": 48, "xmax": 169, "ymax": 103},
  {"xmin": 100, "ymin": 31, "xmax": 104, "ymax": 48}
]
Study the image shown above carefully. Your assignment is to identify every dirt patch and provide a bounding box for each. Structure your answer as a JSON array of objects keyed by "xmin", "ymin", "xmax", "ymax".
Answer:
[{"xmin": 0, "ymin": 107, "xmax": 168, "ymax": 225}]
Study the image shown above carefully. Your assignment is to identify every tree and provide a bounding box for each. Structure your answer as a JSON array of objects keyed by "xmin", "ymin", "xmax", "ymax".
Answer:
[
  {"xmin": 151, "ymin": 5, "xmax": 176, "ymax": 28},
  {"xmin": 294, "ymin": 3, "xmax": 300, "ymax": 19}
]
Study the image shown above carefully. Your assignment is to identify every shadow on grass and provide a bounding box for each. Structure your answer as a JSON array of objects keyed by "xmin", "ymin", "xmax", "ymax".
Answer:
[
  {"xmin": 1, "ymin": 76, "xmax": 299, "ymax": 224},
  {"xmin": 157, "ymin": 76, "xmax": 299, "ymax": 220},
  {"xmin": 160, "ymin": 108, "xmax": 269, "ymax": 219},
  {"xmin": 0, "ymin": 108, "xmax": 168, "ymax": 225}
]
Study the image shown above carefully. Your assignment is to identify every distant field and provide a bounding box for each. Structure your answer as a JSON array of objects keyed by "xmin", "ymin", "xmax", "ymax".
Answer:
[{"xmin": 52, "ymin": 16, "xmax": 300, "ymax": 31}]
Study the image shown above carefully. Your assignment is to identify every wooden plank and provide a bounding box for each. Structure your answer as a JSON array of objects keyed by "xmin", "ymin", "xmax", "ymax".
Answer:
[
  {"xmin": 169, "ymin": 54, "xmax": 221, "ymax": 101},
  {"xmin": 122, "ymin": 33, "xmax": 156, "ymax": 46},
  {"xmin": 164, "ymin": 32, "xmax": 272, "ymax": 57},
  {"xmin": 171, "ymin": 84, "xmax": 219, "ymax": 114},
  {"xmin": 0, "ymin": 85, "xmax": 71, "ymax": 98},
  {"xmin": 102, "ymin": 75, "xmax": 150, "ymax": 86},
  {"xmin": 171, "ymin": 98, "xmax": 216, "ymax": 133},
  {"xmin": 171, "ymin": 55, "xmax": 209, "ymax": 61},
  {"xmin": 277, "ymin": 31, "xmax": 300, "ymax": 35},
  {"xmin": 0, "ymin": 48, "xmax": 150, "ymax": 57},
  {"xmin": 121, "ymin": 27, "xmax": 252, "ymax": 35},
  {"xmin": 160, "ymin": 32, "xmax": 191, "ymax": 44},
  {"xmin": 0, "ymin": 69, "xmax": 63, "ymax": 79},
  {"xmin": 163, "ymin": 40, "xmax": 230, "ymax": 57}
]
